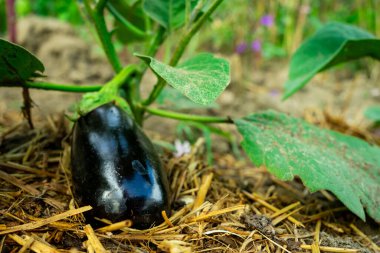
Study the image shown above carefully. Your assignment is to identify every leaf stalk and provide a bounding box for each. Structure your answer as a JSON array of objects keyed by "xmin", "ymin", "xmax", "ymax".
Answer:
[{"xmin": 144, "ymin": 106, "xmax": 232, "ymax": 124}]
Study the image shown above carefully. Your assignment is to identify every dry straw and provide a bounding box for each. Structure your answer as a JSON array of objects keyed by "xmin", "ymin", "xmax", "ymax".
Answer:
[{"xmin": 0, "ymin": 119, "xmax": 378, "ymax": 252}]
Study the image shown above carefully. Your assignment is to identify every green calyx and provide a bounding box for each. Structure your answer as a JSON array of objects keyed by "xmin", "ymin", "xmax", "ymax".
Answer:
[{"xmin": 72, "ymin": 65, "xmax": 137, "ymax": 120}]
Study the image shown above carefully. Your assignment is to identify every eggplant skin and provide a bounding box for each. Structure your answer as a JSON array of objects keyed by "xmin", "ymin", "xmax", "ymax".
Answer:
[{"xmin": 71, "ymin": 102, "xmax": 170, "ymax": 229}]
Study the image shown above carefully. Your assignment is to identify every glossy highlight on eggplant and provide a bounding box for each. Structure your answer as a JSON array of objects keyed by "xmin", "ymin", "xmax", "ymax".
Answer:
[{"xmin": 71, "ymin": 102, "xmax": 170, "ymax": 229}]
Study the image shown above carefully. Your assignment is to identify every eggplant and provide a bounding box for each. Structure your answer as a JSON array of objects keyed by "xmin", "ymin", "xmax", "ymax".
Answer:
[{"xmin": 71, "ymin": 102, "xmax": 170, "ymax": 229}]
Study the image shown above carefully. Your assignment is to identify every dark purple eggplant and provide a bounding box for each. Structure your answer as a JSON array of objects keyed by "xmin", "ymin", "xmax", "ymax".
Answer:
[{"xmin": 71, "ymin": 102, "xmax": 170, "ymax": 229}]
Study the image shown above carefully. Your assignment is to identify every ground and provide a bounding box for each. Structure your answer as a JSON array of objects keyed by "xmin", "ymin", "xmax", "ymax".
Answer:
[{"xmin": 0, "ymin": 16, "xmax": 379, "ymax": 252}]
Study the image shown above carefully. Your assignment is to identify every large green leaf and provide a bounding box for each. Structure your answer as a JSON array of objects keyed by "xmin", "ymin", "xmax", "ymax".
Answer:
[
  {"xmin": 284, "ymin": 22, "xmax": 380, "ymax": 99},
  {"xmin": 0, "ymin": 39, "xmax": 44, "ymax": 84},
  {"xmin": 143, "ymin": 0, "xmax": 198, "ymax": 30},
  {"xmin": 136, "ymin": 53, "xmax": 230, "ymax": 105},
  {"xmin": 235, "ymin": 111, "xmax": 380, "ymax": 222},
  {"xmin": 364, "ymin": 106, "xmax": 380, "ymax": 123}
]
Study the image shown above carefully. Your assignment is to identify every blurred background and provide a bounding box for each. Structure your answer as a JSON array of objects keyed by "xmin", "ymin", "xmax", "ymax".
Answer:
[
  {"xmin": 0, "ymin": 0, "xmax": 379, "ymax": 149},
  {"xmin": 1, "ymin": 0, "xmax": 380, "ymax": 56}
]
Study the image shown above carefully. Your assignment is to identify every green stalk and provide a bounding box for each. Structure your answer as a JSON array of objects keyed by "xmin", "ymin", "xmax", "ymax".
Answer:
[
  {"xmin": 106, "ymin": 2, "xmax": 147, "ymax": 38},
  {"xmin": 132, "ymin": 26, "xmax": 166, "ymax": 101},
  {"xmin": 130, "ymin": 27, "xmax": 167, "ymax": 125},
  {"xmin": 0, "ymin": 66, "xmax": 136, "ymax": 93},
  {"xmin": 23, "ymin": 82, "xmax": 101, "ymax": 92},
  {"xmin": 145, "ymin": 26, "xmax": 166, "ymax": 57},
  {"xmin": 170, "ymin": 0, "xmax": 224, "ymax": 66},
  {"xmin": 95, "ymin": 0, "xmax": 108, "ymax": 12},
  {"xmin": 143, "ymin": 0, "xmax": 224, "ymax": 106},
  {"xmin": 101, "ymin": 64, "xmax": 137, "ymax": 93},
  {"xmin": 145, "ymin": 107, "xmax": 232, "ymax": 124},
  {"xmin": 84, "ymin": 0, "xmax": 122, "ymax": 73},
  {"xmin": 101, "ymin": 64, "xmax": 138, "ymax": 119}
]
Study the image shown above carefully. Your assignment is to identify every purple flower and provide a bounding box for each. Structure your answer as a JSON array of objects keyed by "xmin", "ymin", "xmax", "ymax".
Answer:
[
  {"xmin": 251, "ymin": 39, "xmax": 261, "ymax": 53},
  {"xmin": 235, "ymin": 42, "xmax": 247, "ymax": 54},
  {"xmin": 269, "ymin": 89, "xmax": 280, "ymax": 97},
  {"xmin": 260, "ymin": 14, "xmax": 274, "ymax": 27}
]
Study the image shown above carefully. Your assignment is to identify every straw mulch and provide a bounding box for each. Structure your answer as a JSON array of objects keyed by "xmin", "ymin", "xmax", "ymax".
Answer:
[{"xmin": 0, "ymin": 115, "xmax": 379, "ymax": 253}]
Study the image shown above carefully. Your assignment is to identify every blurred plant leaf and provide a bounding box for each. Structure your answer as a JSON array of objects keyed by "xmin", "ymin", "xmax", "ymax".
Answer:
[
  {"xmin": 0, "ymin": 39, "xmax": 44, "ymax": 85},
  {"xmin": 364, "ymin": 105, "xmax": 380, "ymax": 123},
  {"xmin": 284, "ymin": 22, "xmax": 380, "ymax": 99},
  {"xmin": 157, "ymin": 86, "xmax": 219, "ymax": 110},
  {"xmin": 235, "ymin": 110, "xmax": 380, "ymax": 222},
  {"xmin": 136, "ymin": 53, "xmax": 230, "ymax": 105},
  {"xmin": 143, "ymin": 0, "xmax": 198, "ymax": 31},
  {"xmin": 109, "ymin": 0, "xmax": 147, "ymax": 44},
  {"xmin": 176, "ymin": 122, "xmax": 197, "ymax": 143}
]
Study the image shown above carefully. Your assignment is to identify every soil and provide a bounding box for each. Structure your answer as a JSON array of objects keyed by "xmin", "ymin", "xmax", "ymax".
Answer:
[{"xmin": 0, "ymin": 16, "xmax": 379, "ymax": 252}]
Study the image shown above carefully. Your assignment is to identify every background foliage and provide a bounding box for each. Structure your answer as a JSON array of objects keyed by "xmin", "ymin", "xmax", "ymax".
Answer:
[{"xmin": 1, "ymin": 0, "xmax": 379, "ymax": 59}]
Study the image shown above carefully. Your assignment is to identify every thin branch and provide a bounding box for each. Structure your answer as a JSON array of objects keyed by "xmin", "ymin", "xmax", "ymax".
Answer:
[
  {"xmin": 145, "ymin": 106, "xmax": 233, "ymax": 124},
  {"xmin": 95, "ymin": 0, "xmax": 108, "ymax": 13},
  {"xmin": 1, "ymin": 82, "xmax": 102, "ymax": 92},
  {"xmin": 106, "ymin": 2, "xmax": 147, "ymax": 38},
  {"xmin": 84, "ymin": 0, "xmax": 122, "ymax": 73}
]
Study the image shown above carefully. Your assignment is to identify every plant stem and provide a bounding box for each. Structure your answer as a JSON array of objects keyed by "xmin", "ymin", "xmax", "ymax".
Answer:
[
  {"xmin": 145, "ymin": 107, "xmax": 233, "ymax": 124},
  {"xmin": 146, "ymin": 26, "xmax": 166, "ymax": 58},
  {"xmin": 7, "ymin": 0, "xmax": 35, "ymax": 129},
  {"xmin": 1, "ymin": 65, "xmax": 136, "ymax": 93},
  {"xmin": 171, "ymin": 0, "xmax": 224, "ymax": 66},
  {"xmin": 19, "ymin": 82, "xmax": 101, "ymax": 92},
  {"xmin": 101, "ymin": 64, "xmax": 138, "ymax": 116},
  {"xmin": 95, "ymin": 0, "xmax": 108, "ymax": 12},
  {"xmin": 130, "ymin": 27, "xmax": 166, "ymax": 125},
  {"xmin": 84, "ymin": 0, "xmax": 122, "ymax": 73},
  {"xmin": 6, "ymin": 0, "xmax": 16, "ymax": 42},
  {"xmin": 132, "ymin": 26, "xmax": 166, "ymax": 101},
  {"xmin": 106, "ymin": 2, "xmax": 147, "ymax": 38},
  {"xmin": 101, "ymin": 64, "xmax": 137, "ymax": 92},
  {"xmin": 143, "ymin": 0, "xmax": 224, "ymax": 106}
]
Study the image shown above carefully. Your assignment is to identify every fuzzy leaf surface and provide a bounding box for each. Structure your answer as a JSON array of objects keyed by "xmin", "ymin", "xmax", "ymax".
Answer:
[
  {"xmin": 137, "ymin": 53, "xmax": 230, "ymax": 105},
  {"xmin": 157, "ymin": 86, "xmax": 218, "ymax": 110},
  {"xmin": 235, "ymin": 111, "xmax": 380, "ymax": 222}
]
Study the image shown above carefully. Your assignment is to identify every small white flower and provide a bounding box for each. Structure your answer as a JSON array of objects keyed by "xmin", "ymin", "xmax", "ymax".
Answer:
[{"xmin": 173, "ymin": 139, "xmax": 191, "ymax": 157}]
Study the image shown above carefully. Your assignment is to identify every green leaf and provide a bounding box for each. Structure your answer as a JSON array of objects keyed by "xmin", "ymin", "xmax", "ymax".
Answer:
[
  {"xmin": 235, "ymin": 111, "xmax": 380, "ymax": 222},
  {"xmin": 143, "ymin": 0, "xmax": 198, "ymax": 30},
  {"xmin": 364, "ymin": 106, "xmax": 380, "ymax": 123},
  {"xmin": 0, "ymin": 39, "xmax": 44, "ymax": 84},
  {"xmin": 157, "ymin": 86, "xmax": 219, "ymax": 110},
  {"xmin": 109, "ymin": 0, "xmax": 147, "ymax": 44},
  {"xmin": 136, "ymin": 53, "xmax": 230, "ymax": 105},
  {"xmin": 284, "ymin": 22, "xmax": 380, "ymax": 99}
]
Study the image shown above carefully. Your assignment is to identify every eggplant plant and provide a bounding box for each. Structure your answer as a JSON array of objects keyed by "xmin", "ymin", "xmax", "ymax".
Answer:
[{"xmin": 1, "ymin": 0, "xmax": 380, "ymax": 227}]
